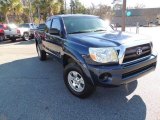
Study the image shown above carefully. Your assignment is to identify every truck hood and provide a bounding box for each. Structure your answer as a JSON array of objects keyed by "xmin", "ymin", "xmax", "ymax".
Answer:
[{"xmin": 67, "ymin": 31, "xmax": 150, "ymax": 47}]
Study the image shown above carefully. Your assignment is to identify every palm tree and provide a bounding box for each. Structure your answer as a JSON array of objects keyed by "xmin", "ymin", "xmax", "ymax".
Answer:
[
  {"xmin": 14, "ymin": 1, "xmax": 23, "ymax": 23},
  {"xmin": 32, "ymin": 0, "xmax": 61, "ymax": 21},
  {"xmin": 0, "ymin": 0, "xmax": 11, "ymax": 23},
  {"xmin": 0, "ymin": 0, "xmax": 23, "ymax": 23}
]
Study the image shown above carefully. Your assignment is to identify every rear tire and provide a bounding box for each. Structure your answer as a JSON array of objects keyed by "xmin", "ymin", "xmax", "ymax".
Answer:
[
  {"xmin": 64, "ymin": 63, "xmax": 95, "ymax": 98},
  {"xmin": 23, "ymin": 32, "xmax": 30, "ymax": 41},
  {"xmin": 36, "ymin": 44, "xmax": 47, "ymax": 61}
]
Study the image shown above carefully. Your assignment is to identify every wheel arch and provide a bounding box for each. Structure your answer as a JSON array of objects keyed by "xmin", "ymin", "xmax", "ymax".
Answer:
[{"xmin": 62, "ymin": 51, "xmax": 95, "ymax": 85}]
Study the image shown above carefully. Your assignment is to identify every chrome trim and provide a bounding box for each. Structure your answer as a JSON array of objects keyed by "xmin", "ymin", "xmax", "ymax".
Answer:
[
  {"xmin": 122, "ymin": 55, "xmax": 151, "ymax": 65},
  {"xmin": 115, "ymin": 41, "xmax": 151, "ymax": 64}
]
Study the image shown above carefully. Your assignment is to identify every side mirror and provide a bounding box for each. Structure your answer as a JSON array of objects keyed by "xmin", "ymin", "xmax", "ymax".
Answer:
[{"xmin": 49, "ymin": 28, "xmax": 60, "ymax": 36}]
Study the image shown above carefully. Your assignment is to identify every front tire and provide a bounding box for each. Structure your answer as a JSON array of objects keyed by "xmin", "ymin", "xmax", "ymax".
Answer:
[
  {"xmin": 64, "ymin": 63, "xmax": 95, "ymax": 98},
  {"xmin": 11, "ymin": 37, "xmax": 16, "ymax": 42},
  {"xmin": 36, "ymin": 44, "xmax": 47, "ymax": 61}
]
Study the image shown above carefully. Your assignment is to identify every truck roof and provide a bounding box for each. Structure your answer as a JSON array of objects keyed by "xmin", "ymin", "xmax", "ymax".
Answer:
[{"xmin": 49, "ymin": 14, "xmax": 98, "ymax": 19}]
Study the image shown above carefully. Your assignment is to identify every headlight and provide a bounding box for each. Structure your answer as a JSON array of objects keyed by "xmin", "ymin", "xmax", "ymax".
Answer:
[{"xmin": 89, "ymin": 47, "xmax": 118, "ymax": 63}]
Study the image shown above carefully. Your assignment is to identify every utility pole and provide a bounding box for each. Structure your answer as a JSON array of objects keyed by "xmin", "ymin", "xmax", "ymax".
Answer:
[
  {"xmin": 65, "ymin": 0, "xmax": 67, "ymax": 14},
  {"xmin": 122, "ymin": 0, "xmax": 126, "ymax": 31}
]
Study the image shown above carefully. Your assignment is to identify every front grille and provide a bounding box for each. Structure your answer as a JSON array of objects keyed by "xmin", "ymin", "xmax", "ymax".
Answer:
[
  {"xmin": 122, "ymin": 62, "xmax": 156, "ymax": 79},
  {"xmin": 123, "ymin": 43, "xmax": 151, "ymax": 63}
]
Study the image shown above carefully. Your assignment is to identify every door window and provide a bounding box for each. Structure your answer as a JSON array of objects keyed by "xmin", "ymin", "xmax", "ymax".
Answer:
[
  {"xmin": 46, "ymin": 19, "xmax": 52, "ymax": 29},
  {"xmin": 51, "ymin": 18, "xmax": 61, "ymax": 31}
]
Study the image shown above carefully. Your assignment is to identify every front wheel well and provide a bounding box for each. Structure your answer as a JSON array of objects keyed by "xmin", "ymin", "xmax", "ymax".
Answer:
[{"xmin": 63, "ymin": 55, "xmax": 77, "ymax": 68}]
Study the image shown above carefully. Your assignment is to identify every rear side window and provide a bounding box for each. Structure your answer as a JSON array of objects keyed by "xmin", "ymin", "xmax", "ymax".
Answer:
[
  {"xmin": 51, "ymin": 18, "xmax": 61, "ymax": 31},
  {"xmin": 19, "ymin": 24, "xmax": 30, "ymax": 28}
]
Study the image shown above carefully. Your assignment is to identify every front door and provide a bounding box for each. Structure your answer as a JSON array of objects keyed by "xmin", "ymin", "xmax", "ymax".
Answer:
[{"xmin": 46, "ymin": 18, "xmax": 63, "ymax": 58}]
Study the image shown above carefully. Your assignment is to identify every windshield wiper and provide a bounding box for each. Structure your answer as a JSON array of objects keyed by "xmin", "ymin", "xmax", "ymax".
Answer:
[
  {"xmin": 68, "ymin": 30, "xmax": 93, "ymax": 34},
  {"xmin": 94, "ymin": 29, "xmax": 107, "ymax": 32}
]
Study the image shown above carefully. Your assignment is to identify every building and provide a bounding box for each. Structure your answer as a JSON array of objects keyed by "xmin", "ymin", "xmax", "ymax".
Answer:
[{"xmin": 112, "ymin": 8, "xmax": 160, "ymax": 26}]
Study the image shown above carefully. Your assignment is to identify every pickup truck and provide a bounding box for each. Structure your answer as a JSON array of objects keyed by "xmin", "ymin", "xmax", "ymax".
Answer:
[
  {"xmin": 0, "ymin": 23, "xmax": 21, "ymax": 42},
  {"xmin": 35, "ymin": 14, "xmax": 157, "ymax": 98},
  {"xmin": 18, "ymin": 23, "xmax": 37, "ymax": 41}
]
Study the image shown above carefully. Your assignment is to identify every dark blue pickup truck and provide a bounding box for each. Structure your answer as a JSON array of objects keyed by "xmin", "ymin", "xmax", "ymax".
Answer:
[{"xmin": 35, "ymin": 14, "xmax": 157, "ymax": 98}]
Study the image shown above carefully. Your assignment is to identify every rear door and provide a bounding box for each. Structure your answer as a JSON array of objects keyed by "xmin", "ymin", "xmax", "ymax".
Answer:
[{"xmin": 42, "ymin": 18, "xmax": 52, "ymax": 52}]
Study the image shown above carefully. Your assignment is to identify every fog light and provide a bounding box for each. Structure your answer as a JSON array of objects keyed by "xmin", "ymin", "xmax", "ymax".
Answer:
[{"xmin": 99, "ymin": 73, "xmax": 112, "ymax": 82}]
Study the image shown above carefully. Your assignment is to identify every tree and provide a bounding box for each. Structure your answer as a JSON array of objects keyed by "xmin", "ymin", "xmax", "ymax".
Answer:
[
  {"xmin": 32, "ymin": 0, "xmax": 61, "ymax": 21},
  {"xmin": 87, "ymin": 4, "xmax": 113, "ymax": 20},
  {"xmin": 70, "ymin": 0, "xmax": 86, "ymax": 14},
  {"xmin": 0, "ymin": 0, "xmax": 23, "ymax": 23},
  {"xmin": 74, "ymin": 0, "xmax": 86, "ymax": 13},
  {"xmin": 58, "ymin": 0, "xmax": 65, "ymax": 14},
  {"xmin": 13, "ymin": 1, "xmax": 23, "ymax": 23},
  {"xmin": 95, "ymin": 4, "xmax": 113, "ymax": 19},
  {"xmin": 0, "ymin": 0, "xmax": 63, "ymax": 23},
  {"xmin": 134, "ymin": 3, "xmax": 145, "ymax": 9},
  {"xmin": 113, "ymin": 3, "xmax": 123, "ymax": 10}
]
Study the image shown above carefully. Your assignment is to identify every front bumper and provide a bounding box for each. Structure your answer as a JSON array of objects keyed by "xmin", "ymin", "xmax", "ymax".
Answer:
[{"xmin": 87, "ymin": 54, "xmax": 157, "ymax": 86}]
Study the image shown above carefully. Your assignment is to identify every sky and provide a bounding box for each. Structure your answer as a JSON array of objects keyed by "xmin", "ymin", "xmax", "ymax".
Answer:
[{"xmin": 66, "ymin": 0, "xmax": 160, "ymax": 8}]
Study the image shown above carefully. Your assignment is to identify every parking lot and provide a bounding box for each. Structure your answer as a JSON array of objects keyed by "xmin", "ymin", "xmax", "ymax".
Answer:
[{"xmin": 0, "ymin": 27, "xmax": 159, "ymax": 120}]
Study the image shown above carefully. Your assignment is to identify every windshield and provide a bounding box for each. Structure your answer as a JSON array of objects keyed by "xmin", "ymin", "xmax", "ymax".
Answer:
[
  {"xmin": 19, "ymin": 24, "xmax": 30, "ymax": 28},
  {"xmin": 63, "ymin": 16, "xmax": 112, "ymax": 34},
  {"xmin": 8, "ymin": 24, "xmax": 18, "ymax": 29}
]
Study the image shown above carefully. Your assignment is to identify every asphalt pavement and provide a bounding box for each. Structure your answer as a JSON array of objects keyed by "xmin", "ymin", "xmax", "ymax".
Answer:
[{"xmin": 0, "ymin": 27, "xmax": 159, "ymax": 120}]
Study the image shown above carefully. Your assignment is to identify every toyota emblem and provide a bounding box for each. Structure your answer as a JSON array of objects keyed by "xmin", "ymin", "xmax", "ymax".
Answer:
[{"xmin": 136, "ymin": 48, "xmax": 143, "ymax": 55}]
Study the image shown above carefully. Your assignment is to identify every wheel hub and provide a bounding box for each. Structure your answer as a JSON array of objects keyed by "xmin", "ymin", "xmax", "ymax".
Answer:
[{"xmin": 68, "ymin": 71, "xmax": 85, "ymax": 92}]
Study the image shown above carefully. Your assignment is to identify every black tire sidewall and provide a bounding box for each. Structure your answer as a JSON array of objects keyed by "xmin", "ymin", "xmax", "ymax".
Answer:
[
  {"xmin": 64, "ymin": 63, "xmax": 95, "ymax": 98},
  {"xmin": 36, "ymin": 44, "xmax": 46, "ymax": 61},
  {"xmin": 11, "ymin": 37, "xmax": 16, "ymax": 42},
  {"xmin": 23, "ymin": 33, "xmax": 29, "ymax": 41}
]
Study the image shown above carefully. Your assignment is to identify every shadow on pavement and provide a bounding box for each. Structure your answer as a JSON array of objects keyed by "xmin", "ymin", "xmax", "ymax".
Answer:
[
  {"xmin": 0, "ymin": 57, "xmax": 146, "ymax": 120},
  {"xmin": 0, "ymin": 38, "xmax": 23, "ymax": 45},
  {"xmin": 15, "ymin": 39, "xmax": 35, "ymax": 45},
  {"xmin": 0, "ymin": 39, "xmax": 35, "ymax": 45}
]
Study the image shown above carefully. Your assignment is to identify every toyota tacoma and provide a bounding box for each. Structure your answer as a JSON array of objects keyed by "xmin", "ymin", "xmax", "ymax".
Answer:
[{"xmin": 35, "ymin": 14, "xmax": 157, "ymax": 98}]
